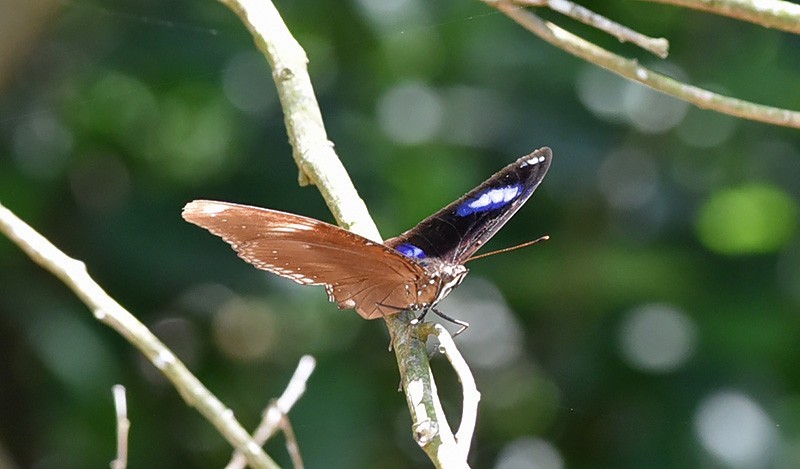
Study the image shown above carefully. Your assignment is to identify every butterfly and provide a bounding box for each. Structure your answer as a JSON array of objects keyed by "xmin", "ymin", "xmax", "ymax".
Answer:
[{"xmin": 182, "ymin": 147, "xmax": 551, "ymax": 333}]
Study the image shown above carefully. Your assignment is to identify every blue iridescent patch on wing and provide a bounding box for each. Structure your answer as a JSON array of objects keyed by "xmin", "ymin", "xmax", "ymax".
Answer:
[
  {"xmin": 395, "ymin": 243, "xmax": 427, "ymax": 260},
  {"xmin": 456, "ymin": 184, "xmax": 524, "ymax": 217}
]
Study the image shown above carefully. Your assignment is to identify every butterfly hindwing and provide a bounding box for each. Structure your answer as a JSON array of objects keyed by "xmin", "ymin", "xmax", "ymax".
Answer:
[
  {"xmin": 181, "ymin": 201, "xmax": 435, "ymax": 319},
  {"xmin": 385, "ymin": 147, "xmax": 551, "ymax": 264}
]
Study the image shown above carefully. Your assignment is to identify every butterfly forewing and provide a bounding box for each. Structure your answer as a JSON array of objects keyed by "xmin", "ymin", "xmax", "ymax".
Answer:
[
  {"xmin": 385, "ymin": 147, "xmax": 551, "ymax": 264},
  {"xmin": 182, "ymin": 201, "xmax": 435, "ymax": 319}
]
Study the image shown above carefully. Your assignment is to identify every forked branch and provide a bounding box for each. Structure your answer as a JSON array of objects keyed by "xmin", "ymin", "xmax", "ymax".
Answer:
[
  {"xmin": 226, "ymin": 355, "xmax": 316, "ymax": 469},
  {"xmin": 517, "ymin": 0, "xmax": 669, "ymax": 57},
  {"xmin": 486, "ymin": 0, "xmax": 800, "ymax": 128}
]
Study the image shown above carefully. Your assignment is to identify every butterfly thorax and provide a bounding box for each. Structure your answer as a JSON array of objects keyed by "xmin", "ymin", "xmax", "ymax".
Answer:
[{"xmin": 413, "ymin": 258, "xmax": 468, "ymax": 310}]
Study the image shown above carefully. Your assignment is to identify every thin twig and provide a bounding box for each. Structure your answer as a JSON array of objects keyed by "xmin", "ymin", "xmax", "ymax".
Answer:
[
  {"xmin": 226, "ymin": 355, "xmax": 316, "ymax": 469},
  {"xmin": 214, "ymin": 1, "xmax": 467, "ymax": 466},
  {"xmin": 417, "ymin": 324, "xmax": 480, "ymax": 462},
  {"xmin": 434, "ymin": 326, "xmax": 480, "ymax": 460},
  {"xmin": 110, "ymin": 385, "xmax": 130, "ymax": 469},
  {"xmin": 487, "ymin": 0, "xmax": 800, "ymax": 128},
  {"xmin": 518, "ymin": 0, "xmax": 669, "ymax": 57},
  {"xmin": 637, "ymin": 0, "xmax": 800, "ymax": 34},
  {"xmin": 0, "ymin": 202, "xmax": 278, "ymax": 469},
  {"xmin": 279, "ymin": 416, "xmax": 304, "ymax": 469}
]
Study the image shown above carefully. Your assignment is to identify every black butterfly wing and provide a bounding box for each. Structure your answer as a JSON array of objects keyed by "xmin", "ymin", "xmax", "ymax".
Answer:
[
  {"xmin": 182, "ymin": 200, "xmax": 434, "ymax": 319},
  {"xmin": 385, "ymin": 148, "xmax": 551, "ymax": 264}
]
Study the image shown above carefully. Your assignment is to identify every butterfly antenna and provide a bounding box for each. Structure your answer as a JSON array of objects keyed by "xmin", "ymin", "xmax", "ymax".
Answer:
[{"xmin": 466, "ymin": 235, "xmax": 550, "ymax": 263}]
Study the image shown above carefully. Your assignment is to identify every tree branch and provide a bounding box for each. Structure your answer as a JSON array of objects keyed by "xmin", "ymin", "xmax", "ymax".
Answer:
[
  {"xmin": 226, "ymin": 355, "xmax": 316, "ymax": 469},
  {"xmin": 519, "ymin": 0, "xmax": 669, "ymax": 57},
  {"xmin": 0, "ymin": 203, "xmax": 278, "ymax": 469},
  {"xmin": 110, "ymin": 385, "xmax": 130, "ymax": 469},
  {"xmin": 486, "ymin": 0, "xmax": 800, "ymax": 129},
  {"xmin": 419, "ymin": 324, "xmax": 481, "ymax": 461},
  {"xmin": 637, "ymin": 0, "xmax": 800, "ymax": 34},
  {"xmin": 214, "ymin": 0, "xmax": 380, "ymax": 237},
  {"xmin": 214, "ymin": 0, "xmax": 469, "ymax": 466}
]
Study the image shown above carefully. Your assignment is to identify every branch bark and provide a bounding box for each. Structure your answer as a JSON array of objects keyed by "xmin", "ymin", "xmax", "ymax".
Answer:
[{"xmin": 637, "ymin": 0, "xmax": 800, "ymax": 34}]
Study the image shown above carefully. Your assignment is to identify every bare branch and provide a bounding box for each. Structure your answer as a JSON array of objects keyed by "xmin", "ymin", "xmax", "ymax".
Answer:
[
  {"xmin": 279, "ymin": 416, "xmax": 304, "ymax": 469},
  {"xmin": 0, "ymin": 203, "xmax": 278, "ymax": 469},
  {"xmin": 431, "ymin": 325, "xmax": 480, "ymax": 460},
  {"xmin": 637, "ymin": 0, "xmax": 800, "ymax": 34},
  {"xmin": 487, "ymin": 0, "xmax": 800, "ymax": 128},
  {"xmin": 519, "ymin": 0, "xmax": 669, "ymax": 57},
  {"xmin": 226, "ymin": 355, "xmax": 316, "ymax": 469},
  {"xmin": 214, "ymin": 1, "xmax": 470, "ymax": 466},
  {"xmin": 214, "ymin": 0, "xmax": 381, "ymax": 238},
  {"xmin": 392, "ymin": 318, "xmax": 465, "ymax": 467},
  {"xmin": 110, "ymin": 385, "xmax": 130, "ymax": 469}
]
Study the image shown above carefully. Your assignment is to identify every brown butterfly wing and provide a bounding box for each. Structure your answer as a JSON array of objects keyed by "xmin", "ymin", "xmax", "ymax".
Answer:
[{"xmin": 182, "ymin": 200, "xmax": 434, "ymax": 319}]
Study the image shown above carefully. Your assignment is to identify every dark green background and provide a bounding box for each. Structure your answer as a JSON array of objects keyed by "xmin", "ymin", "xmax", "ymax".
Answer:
[{"xmin": 1, "ymin": 1, "xmax": 799, "ymax": 467}]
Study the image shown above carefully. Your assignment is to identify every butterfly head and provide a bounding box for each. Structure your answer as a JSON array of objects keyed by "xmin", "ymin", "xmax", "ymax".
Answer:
[
  {"xmin": 433, "ymin": 262, "xmax": 468, "ymax": 305},
  {"xmin": 393, "ymin": 241, "xmax": 469, "ymax": 308},
  {"xmin": 415, "ymin": 259, "xmax": 468, "ymax": 309}
]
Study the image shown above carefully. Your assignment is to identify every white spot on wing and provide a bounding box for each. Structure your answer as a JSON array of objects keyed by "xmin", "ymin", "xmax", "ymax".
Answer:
[
  {"xmin": 199, "ymin": 202, "xmax": 230, "ymax": 216},
  {"xmin": 271, "ymin": 224, "xmax": 314, "ymax": 233},
  {"xmin": 464, "ymin": 185, "xmax": 521, "ymax": 211},
  {"xmin": 520, "ymin": 154, "xmax": 546, "ymax": 167}
]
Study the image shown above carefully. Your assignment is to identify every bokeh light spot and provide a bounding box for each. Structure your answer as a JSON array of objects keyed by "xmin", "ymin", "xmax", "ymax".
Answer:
[
  {"xmin": 28, "ymin": 313, "xmax": 115, "ymax": 396},
  {"xmin": 619, "ymin": 303, "xmax": 697, "ymax": 373},
  {"xmin": 377, "ymin": 81, "xmax": 443, "ymax": 145},
  {"xmin": 72, "ymin": 71, "xmax": 158, "ymax": 151},
  {"xmin": 68, "ymin": 153, "xmax": 131, "ymax": 214},
  {"xmin": 695, "ymin": 391, "xmax": 777, "ymax": 467},
  {"xmin": 222, "ymin": 51, "xmax": 276, "ymax": 115},
  {"xmin": 576, "ymin": 66, "xmax": 627, "ymax": 122},
  {"xmin": 597, "ymin": 148, "xmax": 659, "ymax": 210},
  {"xmin": 697, "ymin": 184, "xmax": 798, "ymax": 255},
  {"xmin": 495, "ymin": 437, "xmax": 563, "ymax": 469},
  {"xmin": 355, "ymin": 0, "xmax": 419, "ymax": 29},
  {"xmin": 12, "ymin": 111, "xmax": 73, "ymax": 179},
  {"xmin": 676, "ymin": 104, "xmax": 737, "ymax": 148},
  {"xmin": 578, "ymin": 63, "xmax": 689, "ymax": 133},
  {"xmin": 436, "ymin": 277, "xmax": 523, "ymax": 369},
  {"xmin": 621, "ymin": 63, "xmax": 690, "ymax": 133},
  {"xmin": 148, "ymin": 85, "xmax": 237, "ymax": 183},
  {"xmin": 212, "ymin": 297, "xmax": 278, "ymax": 361},
  {"xmin": 441, "ymin": 86, "xmax": 507, "ymax": 148}
]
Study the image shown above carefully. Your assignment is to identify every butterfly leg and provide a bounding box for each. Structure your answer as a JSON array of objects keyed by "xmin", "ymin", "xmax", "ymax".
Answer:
[
  {"xmin": 410, "ymin": 308, "xmax": 430, "ymax": 326},
  {"xmin": 431, "ymin": 308, "xmax": 470, "ymax": 337}
]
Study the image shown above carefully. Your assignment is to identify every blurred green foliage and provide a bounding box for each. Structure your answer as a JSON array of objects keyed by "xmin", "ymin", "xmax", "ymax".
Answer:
[{"xmin": 1, "ymin": 1, "xmax": 799, "ymax": 468}]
